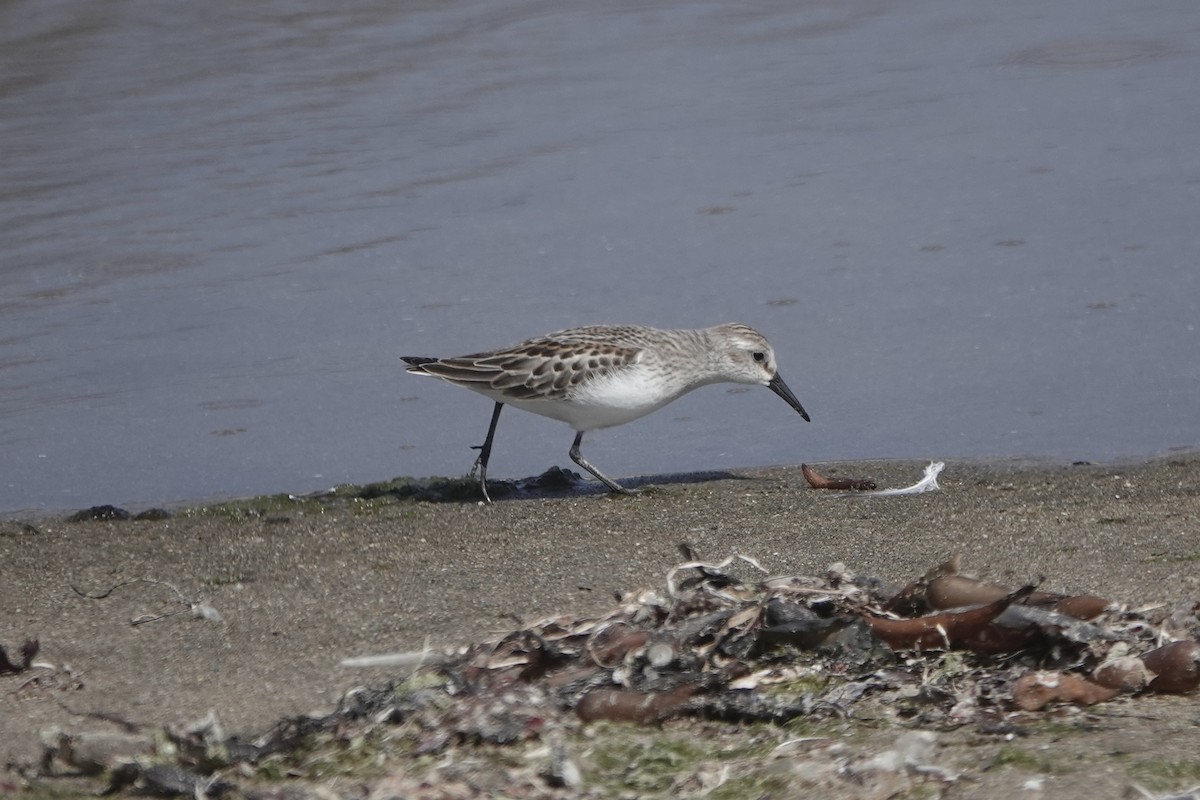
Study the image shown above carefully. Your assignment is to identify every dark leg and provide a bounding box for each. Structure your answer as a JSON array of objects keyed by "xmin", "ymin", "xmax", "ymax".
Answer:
[
  {"xmin": 568, "ymin": 431, "xmax": 634, "ymax": 495},
  {"xmin": 470, "ymin": 402, "xmax": 504, "ymax": 503}
]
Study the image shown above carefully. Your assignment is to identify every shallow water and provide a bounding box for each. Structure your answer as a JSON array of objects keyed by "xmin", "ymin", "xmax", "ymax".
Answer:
[{"xmin": 2, "ymin": 0, "xmax": 1198, "ymax": 513}]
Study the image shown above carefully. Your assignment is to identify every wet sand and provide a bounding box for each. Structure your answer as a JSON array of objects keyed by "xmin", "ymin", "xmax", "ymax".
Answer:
[{"xmin": 2, "ymin": 455, "xmax": 1199, "ymax": 795}]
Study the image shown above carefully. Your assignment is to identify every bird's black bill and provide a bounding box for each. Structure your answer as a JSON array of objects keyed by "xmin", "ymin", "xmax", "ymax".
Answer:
[{"xmin": 768, "ymin": 373, "xmax": 810, "ymax": 421}]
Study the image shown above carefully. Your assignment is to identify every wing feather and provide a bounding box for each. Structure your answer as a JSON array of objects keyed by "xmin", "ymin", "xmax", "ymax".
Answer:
[{"xmin": 404, "ymin": 328, "xmax": 645, "ymax": 401}]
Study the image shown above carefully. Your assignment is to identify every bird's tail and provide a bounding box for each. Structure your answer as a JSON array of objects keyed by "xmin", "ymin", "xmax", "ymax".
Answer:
[{"xmin": 401, "ymin": 356, "xmax": 438, "ymax": 373}]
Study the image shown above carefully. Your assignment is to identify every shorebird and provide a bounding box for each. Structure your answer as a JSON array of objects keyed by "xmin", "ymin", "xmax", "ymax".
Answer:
[{"xmin": 402, "ymin": 323, "xmax": 809, "ymax": 501}]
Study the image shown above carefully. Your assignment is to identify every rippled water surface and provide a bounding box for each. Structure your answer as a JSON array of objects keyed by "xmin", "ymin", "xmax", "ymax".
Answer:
[{"xmin": 2, "ymin": 0, "xmax": 1198, "ymax": 513}]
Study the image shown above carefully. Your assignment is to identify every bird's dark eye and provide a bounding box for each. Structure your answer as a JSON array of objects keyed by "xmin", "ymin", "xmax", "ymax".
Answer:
[{"xmin": 752, "ymin": 352, "xmax": 766, "ymax": 363}]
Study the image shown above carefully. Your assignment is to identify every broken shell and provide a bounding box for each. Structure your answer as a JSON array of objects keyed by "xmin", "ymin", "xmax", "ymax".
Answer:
[
  {"xmin": 576, "ymin": 684, "xmax": 698, "ymax": 725},
  {"xmin": 926, "ymin": 575, "xmax": 1009, "ymax": 609},
  {"xmin": 801, "ymin": 463, "xmax": 877, "ymax": 491},
  {"xmin": 925, "ymin": 576, "xmax": 1109, "ymax": 621},
  {"xmin": 1092, "ymin": 655, "xmax": 1151, "ymax": 692},
  {"xmin": 880, "ymin": 579, "xmax": 928, "ymax": 616},
  {"xmin": 960, "ymin": 622, "xmax": 1039, "ymax": 655},
  {"xmin": 645, "ymin": 641, "xmax": 676, "ymax": 669},
  {"xmin": 1141, "ymin": 640, "xmax": 1200, "ymax": 694},
  {"xmin": 0, "ymin": 638, "xmax": 39, "ymax": 674},
  {"xmin": 587, "ymin": 626, "xmax": 649, "ymax": 667},
  {"xmin": 865, "ymin": 584, "xmax": 1035, "ymax": 651},
  {"xmin": 1012, "ymin": 671, "xmax": 1119, "ymax": 711},
  {"xmin": 1050, "ymin": 594, "xmax": 1110, "ymax": 621}
]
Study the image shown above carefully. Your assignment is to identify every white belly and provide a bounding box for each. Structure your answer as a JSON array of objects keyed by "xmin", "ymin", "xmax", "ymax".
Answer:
[{"xmin": 487, "ymin": 366, "xmax": 691, "ymax": 432}]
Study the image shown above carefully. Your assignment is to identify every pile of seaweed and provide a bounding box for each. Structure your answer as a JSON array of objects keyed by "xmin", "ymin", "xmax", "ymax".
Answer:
[{"xmin": 19, "ymin": 549, "xmax": 1200, "ymax": 798}]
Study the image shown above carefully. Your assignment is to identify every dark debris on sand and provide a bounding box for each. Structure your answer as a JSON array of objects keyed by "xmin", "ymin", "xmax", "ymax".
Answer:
[{"xmin": 13, "ymin": 547, "xmax": 1200, "ymax": 798}]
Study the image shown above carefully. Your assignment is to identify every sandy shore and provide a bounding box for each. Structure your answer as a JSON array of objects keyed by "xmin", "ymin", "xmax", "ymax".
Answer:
[{"xmin": 2, "ymin": 455, "xmax": 1199, "ymax": 796}]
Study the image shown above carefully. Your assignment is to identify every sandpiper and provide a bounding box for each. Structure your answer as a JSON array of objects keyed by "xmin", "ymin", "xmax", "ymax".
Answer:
[{"xmin": 402, "ymin": 323, "xmax": 809, "ymax": 501}]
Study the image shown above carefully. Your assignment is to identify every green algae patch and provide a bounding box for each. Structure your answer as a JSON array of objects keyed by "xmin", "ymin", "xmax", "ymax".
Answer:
[
  {"xmin": 987, "ymin": 744, "xmax": 1062, "ymax": 774},
  {"xmin": 1127, "ymin": 758, "xmax": 1200, "ymax": 792},
  {"xmin": 181, "ymin": 493, "xmax": 325, "ymax": 520},
  {"xmin": 280, "ymin": 730, "xmax": 393, "ymax": 782},
  {"xmin": 586, "ymin": 726, "xmax": 711, "ymax": 795},
  {"xmin": 583, "ymin": 722, "xmax": 785, "ymax": 798},
  {"xmin": 764, "ymin": 673, "xmax": 833, "ymax": 697}
]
